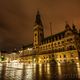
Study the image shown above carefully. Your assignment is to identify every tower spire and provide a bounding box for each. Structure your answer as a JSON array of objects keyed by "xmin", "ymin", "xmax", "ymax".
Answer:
[{"xmin": 35, "ymin": 10, "xmax": 43, "ymax": 26}]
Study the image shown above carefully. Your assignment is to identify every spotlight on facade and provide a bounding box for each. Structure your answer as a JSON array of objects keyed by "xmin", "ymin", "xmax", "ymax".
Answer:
[{"xmin": 27, "ymin": 48, "xmax": 33, "ymax": 51}]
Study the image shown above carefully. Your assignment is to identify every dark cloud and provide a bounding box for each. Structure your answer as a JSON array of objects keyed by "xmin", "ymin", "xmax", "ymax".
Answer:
[{"xmin": 0, "ymin": 0, "xmax": 80, "ymax": 49}]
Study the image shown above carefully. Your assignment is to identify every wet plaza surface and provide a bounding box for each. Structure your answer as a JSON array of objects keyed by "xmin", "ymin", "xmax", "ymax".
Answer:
[{"xmin": 0, "ymin": 63, "xmax": 80, "ymax": 80}]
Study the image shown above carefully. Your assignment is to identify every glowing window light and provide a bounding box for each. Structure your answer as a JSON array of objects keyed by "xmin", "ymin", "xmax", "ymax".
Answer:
[
  {"xmin": 27, "ymin": 48, "xmax": 33, "ymax": 51},
  {"xmin": 76, "ymin": 57, "xmax": 78, "ymax": 59},
  {"xmin": 47, "ymin": 63, "xmax": 50, "ymax": 75},
  {"xmin": 57, "ymin": 62, "xmax": 62, "ymax": 77},
  {"xmin": 57, "ymin": 63, "xmax": 61, "ymax": 66},
  {"xmin": 76, "ymin": 63, "xmax": 79, "ymax": 65},
  {"xmin": 39, "ymin": 63, "xmax": 42, "ymax": 76},
  {"xmin": 19, "ymin": 51, "xmax": 23, "ymax": 53},
  {"xmin": 0, "ymin": 63, "xmax": 2, "ymax": 66},
  {"xmin": 76, "ymin": 63, "xmax": 80, "ymax": 78},
  {"xmin": 7, "ymin": 60, "xmax": 23, "ymax": 69}
]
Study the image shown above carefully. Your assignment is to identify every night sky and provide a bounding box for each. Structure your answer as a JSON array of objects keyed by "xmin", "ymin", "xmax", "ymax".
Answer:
[{"xmin": 0, "ymin": 0, "xmax": 80, "ymax": 49}]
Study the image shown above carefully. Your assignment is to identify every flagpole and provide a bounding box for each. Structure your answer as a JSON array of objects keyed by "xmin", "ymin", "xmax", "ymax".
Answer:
[{"xmin": 49, "ymin": 22, "xmax": 53, "ymax": 52}]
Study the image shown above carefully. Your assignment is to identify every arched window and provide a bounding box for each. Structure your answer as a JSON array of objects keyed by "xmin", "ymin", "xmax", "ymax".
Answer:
[
  {"xmin": 64, "ymin": 55, "xmax": 66, "ymax": 58},
  {"xmin": 35, "ymin": 34, "xmax": 37, "ymax": 36},
  {"xmin": 69, "ymin": 46, "xmax": 73, "ymax": 50},
  {"xmin": 59, "ymin": 35, "xmax": 61, "ymax": 40}
]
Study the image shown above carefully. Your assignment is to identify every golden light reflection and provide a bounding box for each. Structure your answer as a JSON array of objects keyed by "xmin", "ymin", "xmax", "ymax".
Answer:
[
  {"xmin": 32, "ymin": 63, "xmax": 36, "ymax": 69},
  {"xmin": 39, "ymin": 63, "xmax": 42, "ymax": 76},
  {"xmin": 76, "ymin": 63, "xmax": 80, "ymax": 78},
  {"xmin": 57, "ymin": 63, "xmax": 62, "ymax": 77},
  {"xmin": 0, "ymin": 63, "xmax": 2, "ymax": 66},
  {"xmin": 6, "ymin": 61, "xmax": 23, "ymax": 69},
  {"xmin": 15, "ymin": 70, "xmax": 22, "ymax": 80},
  {"xmin": 33, "ymin": 64, "xmax": 36, "ymax": 76},
  {"xmin": 39, "ymin": 58, "xmax": 41, "ymax": 64},
  {"xmin": 44, "ymin": 64, "xmax": 47, "ymax": 72},
  {"xmin": 25, "ymin": 68, "xmax": 33, "ymax": 80},
  {"xmin": 46, "ymin": 63, "xmax": 50, "ymax": 75},
  {"xmin": 26, "ymin": 64, "xmax": 33, "ymax": 68}
]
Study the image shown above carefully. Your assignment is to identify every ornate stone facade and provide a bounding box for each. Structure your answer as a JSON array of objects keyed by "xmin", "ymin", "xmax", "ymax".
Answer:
[{"xmin": 19, "ymin": 11, "xmax": 80, "ymax": 64}]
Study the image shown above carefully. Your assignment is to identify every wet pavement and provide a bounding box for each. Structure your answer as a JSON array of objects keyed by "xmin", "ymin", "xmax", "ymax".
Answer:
[{"xmin": 0, "ymin": 63, "xmax": 80, "ymax": 80}]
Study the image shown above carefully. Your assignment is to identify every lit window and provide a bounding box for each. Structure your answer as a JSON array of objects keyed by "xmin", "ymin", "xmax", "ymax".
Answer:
[{"xmin": 71, "ymin": 53, "xmax": 74, "ymax": 57}]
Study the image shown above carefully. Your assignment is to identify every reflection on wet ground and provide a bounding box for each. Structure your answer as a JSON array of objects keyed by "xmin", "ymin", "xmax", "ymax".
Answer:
[{"xmin": 0, "ymin": 63, "xmax": 80, "ymax": 80}]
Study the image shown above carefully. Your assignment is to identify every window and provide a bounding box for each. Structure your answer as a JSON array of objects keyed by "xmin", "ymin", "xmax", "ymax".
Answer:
[
  {"xmin": 35, "ymin": 40, "xmax": 36, "ymax": 42},
  {"xmin": 58, "ymin": 42, "xmax": 60, "ymax": 45},
  {"xmin": 72, "ymin": 46, "xmax": 75, "ymax": 50},
  {"xmin": 48, "ymin": 45, "xmax": 50, "ymax": 48},
  {"xmin": 49, "ymin": 39, "xmax": 51, "ymax": 42},
  {"xmin": 64, "ymin": 55, "xmax": 66, "ymax": 58},
  {"xmin": 59, "ymin": 35, "xmax": 61, "ymax": 39},
  {"xmin": 43, "ymin": 46, "xmax": 45, "ymax": 49},
  {"xmin": 54, "ymin": 43, "xmax": 57, "ymax": 46},
  {"xmin": 40, "ymin": 33, "xmax": 42, "ymax": 37},
  {"xmin": 60, "ymin": 55, "xmax": 61, "ymax": 58},
  {"xmin": 67, "ymin": 39, "xmax": 69, "ymax": 41},
  {"xmin": 62, "ymin": 41, "xmax": 64, "ymax": 44},
  {"xmin": 36, "ymin": 47, "xmax": 38, "ymax": 48},
  {"xmin": 71, "ymin": 53, "xmax": 74, "ymax": 57},
  {"xmin": 52, "ymin": 54, "xmax": 54, "ymax": 57},
  {"xmin": 49, "ymin": 55, "xmax": 51, "ymax": 58},
  {"xmin": 35, "ymin": 34, "xmax": 37, "ymax": 36},
  {"xmin": 62, "ymin": 34, "xmax": 64, "ymax": 38},
  {"xmin": 40, "ymin": 47, "xmax": 42, "ymax": 50},
  {"xmin": 55, "ymin": 49, "xmax": 58, "ymax": 52},
  {"xmin": 69, "ymin": 46, "xmax": 73, "ymax": 50},
  {"xmin": 70, "ymin": 38, "xmax": 72, "ymax": 41},
  {"xmin": 59, "ymin": 48, "xmax": 61, "ymax": 52},
  {"xmin": 46, "ymin": 45, "xmax": 47, "ymax": 49},
  {"xmin": 62, "ymin": 47, "xmax": 65, "ymax": 51},
  {"xmin": 67, "ymin": 33, "xmax": 70, "ymax": 36}
]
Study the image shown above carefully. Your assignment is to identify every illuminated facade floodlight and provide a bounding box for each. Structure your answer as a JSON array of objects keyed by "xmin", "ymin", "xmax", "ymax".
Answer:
[
  {"xmin": 27, "ymin": 48, "xmax": 33, "ymax": 51},
  {"xmin": 19, "ymin": 51, "xmax": 23, "ymax": 53}
]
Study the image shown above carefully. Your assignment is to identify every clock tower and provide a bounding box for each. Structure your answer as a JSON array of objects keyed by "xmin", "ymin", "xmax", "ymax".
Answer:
[{"xmin": 33, "ymin": 11, "xmax": 44, "ymax": 49}]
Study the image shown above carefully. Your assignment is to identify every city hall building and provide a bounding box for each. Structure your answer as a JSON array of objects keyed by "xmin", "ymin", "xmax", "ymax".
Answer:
[{"xmin": 19, "ymin": 11, "xmax": 80, "ymax": 64}]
